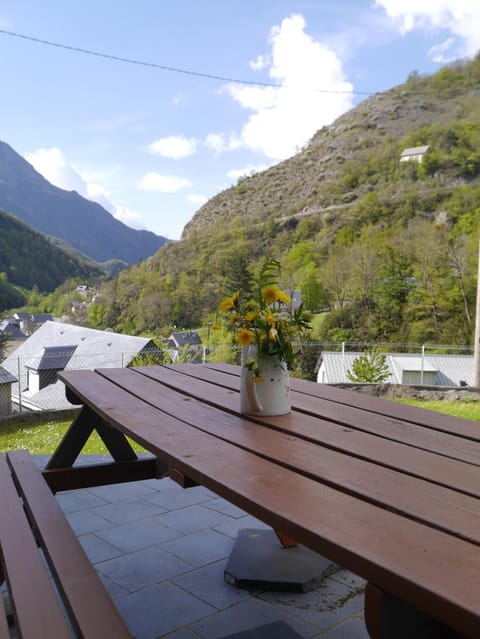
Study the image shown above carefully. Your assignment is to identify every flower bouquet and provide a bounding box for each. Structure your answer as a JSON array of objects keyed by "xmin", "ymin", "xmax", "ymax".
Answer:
[{"xmin": 219, "ymin": 258, "xmax": 312, "ymax": 414}]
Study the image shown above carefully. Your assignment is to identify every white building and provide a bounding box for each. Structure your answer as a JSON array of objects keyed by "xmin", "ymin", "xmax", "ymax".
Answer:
[
  {"xmin": 317, "ymin": 351, "xmax": 473, "ymax": 387},
  {"xmin": 400, "ymin": 145, "xmax": 430, "ymax": 163}
]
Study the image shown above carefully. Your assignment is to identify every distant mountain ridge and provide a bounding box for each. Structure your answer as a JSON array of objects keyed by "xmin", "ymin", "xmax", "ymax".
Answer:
[
  {"xmin": 0, "ymin": 141, "xmax": 168, "ymax": 264},
  {"xmin": 0, "ymin": 207, "xmax": 104, "ymax": 310}
]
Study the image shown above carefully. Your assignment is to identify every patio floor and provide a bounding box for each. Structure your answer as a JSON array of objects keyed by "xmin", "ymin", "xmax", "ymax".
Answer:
[{"xmin": 32, "ymin": 455, "xmax": 369, "ymax": 639}]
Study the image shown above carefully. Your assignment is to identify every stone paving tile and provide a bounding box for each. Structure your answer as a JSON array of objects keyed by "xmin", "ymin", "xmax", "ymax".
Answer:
[
  {"xmin": 143, "ymin": 484, "xmax": 216, "ymax": 510},
  {"xmin": 87, "ymin": 479, "xmax": 159, "ymax": 501},
  {"xmin": 204, "ymin": 498, "xmax": 248, "ymax": 518},
  {"xmin": 45, "ymin": 457, "xmax": 368, "ymax": 639},
  {"xmin": 212, "ymin": 514, "xmax": 272, "ymax": 539},
  {"xmin": 172, "ymin": 559, "xmax": 252, "ymax": 609},
  {"xmin": 257, "ymin": 577, "xmax": 365, "ymax": 634},
  {"xmin": 78, "ymin": 532, "xmax": 125, "ymax": 563},
  {"xmin": 90, "ymin": 497, "xmax": 166, "ymax": 524},
  {"xmin": 160, "ymin": 529, "xmax": 235, "ymax": 567},
  {"xmin": 156, "ymin": 504, "xmax": 234, "ymax": 535},
  {"xmin": 96, "ymin": 546, "xmax": 193, "ymax": 591},
  {"xmin": 316, "ymin": 616, "xmax": 369, "ymax": 639},
  {"xmin": 190, "ymin": 597, "xmax": 319, "ymax": 639},
  {"xmin": 99, "ymin": 572, "xmax": 130, "ymax": 600},
  {"xmin": 55, "ymin": 488, "xmax": 108, "ymax": 513},
  {"xmin": 115, "ymin": 582, "xmax": 215, "ymax": 639},
  {"xmin": 95, "ymin": 515, "xmax": 183, "ymax": 553},
  {"xmin": 165, "ymin": 630, "xmax": 204, "ymax": 639},
  {"xmin": 65, "ymin": 508, "xmax": 114, "ymax": 535}
]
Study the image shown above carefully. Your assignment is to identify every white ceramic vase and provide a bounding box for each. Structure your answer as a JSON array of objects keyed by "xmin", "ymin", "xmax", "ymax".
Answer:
[{"xmin": 240, "ymin": 346, "xmax": 291, "ymax": 416}]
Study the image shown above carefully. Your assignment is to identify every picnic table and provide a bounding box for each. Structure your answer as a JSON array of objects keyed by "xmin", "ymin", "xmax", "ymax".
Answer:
[{"xmin": 43, "ymin": 363, "xmax": 480, "ymax": 638}]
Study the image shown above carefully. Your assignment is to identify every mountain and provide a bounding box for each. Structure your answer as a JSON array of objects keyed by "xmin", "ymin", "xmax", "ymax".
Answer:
[
  {"xmin": 0, "ymin": 207, "xmax": 104, "ymax": 310},
  {"xmin": 0, "ymin": 142, "xmax": 168, "ymax": 264},
  {"xmin": 32, "ymin": 57, "xmax": 480, "ymax": 351},
  {"xmin": 183, "ymin": 59, "xmax": 480, "ymax": 240}
]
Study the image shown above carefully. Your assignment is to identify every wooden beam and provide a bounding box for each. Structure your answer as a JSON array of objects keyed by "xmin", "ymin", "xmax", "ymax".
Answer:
[{"xmin": 42, "ymin": 458, "xmax": 166, "ymax": 493}]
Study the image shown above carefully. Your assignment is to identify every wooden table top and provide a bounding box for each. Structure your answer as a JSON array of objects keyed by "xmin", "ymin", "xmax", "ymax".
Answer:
[{"xmin": 57, "ymin": 363, "xmax": 480, "ymax": 637}]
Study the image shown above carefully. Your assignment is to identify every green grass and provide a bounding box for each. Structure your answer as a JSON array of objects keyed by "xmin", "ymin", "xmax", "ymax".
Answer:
[
  {"xmin": 0, "ymin": 420, "xmax": 146, "ymax": 454},
  {"xmin": 394, "ymin": 398, "xmax": 480, "ymax": 422}
]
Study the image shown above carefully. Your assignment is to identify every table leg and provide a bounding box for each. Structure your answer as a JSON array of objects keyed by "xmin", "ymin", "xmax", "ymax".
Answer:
[
  {"xmin": 364, "ymin": 583, "xmax": 463, "ymax": 639},
  {"xmin": 42, "ymin": 405, "xmax": 168, "ymax": 493}
]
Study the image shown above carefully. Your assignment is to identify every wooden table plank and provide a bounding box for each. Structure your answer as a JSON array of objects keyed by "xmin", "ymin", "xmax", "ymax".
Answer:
[
  {"xmin": 98, "ymin": 366, "xmax": 480, "ymax": 546},
  {"xmin": 207, "ymin": 362, "xmax": 480, "ymax": 441},
  {"xmin": 174, "ymin": 364, "xmax": 480, "ymax": 465},
  {"xmin": 58, "ymin": 368, "xmax": 480, "ymax": 637},
  {"xmin": 132, "ymin": 365, "xmax": 480, "ymax": 499}
]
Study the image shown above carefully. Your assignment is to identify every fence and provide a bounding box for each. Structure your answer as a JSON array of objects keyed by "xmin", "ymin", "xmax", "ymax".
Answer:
[{"xmin": 0, "ymin": 342, "xmax": 475, "ymax": 420}]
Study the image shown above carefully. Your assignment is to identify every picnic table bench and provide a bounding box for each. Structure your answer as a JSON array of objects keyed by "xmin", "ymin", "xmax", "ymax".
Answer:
[
  {"xmin": 41, "ymin": 363, "xmax": 480, "ymax": 638},
  {"xmin": 0, "ymin": 449, "xmax": 132, "ymax": 639}
]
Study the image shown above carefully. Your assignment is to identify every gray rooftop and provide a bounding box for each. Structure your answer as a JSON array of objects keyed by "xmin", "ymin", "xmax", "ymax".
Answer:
[
  {"xmin": 2, "ymin": 321, "xmax": 156, "ymax": 411},
  {"xmin": 0, "ymin": 366, "xmax": 16, "ymax": 384},
  {"xmin": 317, "ymin": 351, "xmax": 474, "ymax": 386},
  {"xmin": 23, "ymin": 454, "xmax": 368, "ymax": 639},
  {"xmin": 400, "ymin": 145, "xmax": 430, "ymax": 156}
]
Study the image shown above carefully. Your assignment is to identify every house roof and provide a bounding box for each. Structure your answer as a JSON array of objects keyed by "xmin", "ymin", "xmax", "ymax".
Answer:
[
  {"xmin": 0, "ymin": 319, "xmax": 27, "ymax": 340},
  {"xmin": 31, "ymin": 313, "xmax": 54, "ymax": 323},
  {"xmin": 317, "ymin": 351, "xmax": 473, "ymax": 386},
  {"xmin": 0, "ymin": 366, "xmax": 16, "ymax": 384},
  {"xmin": 2, "ymin": 321, "xmax": 156, "ymax": 410},
  {"xmin": 26, "ymin": 345, "xmax": 78, "ymax": 371},
  {"xmin": 170, "ymin": 331, "xmax": 202, "ymax": 347},
  {"xmin": 400, "ymin": 145, "xmax": 430, "ymax": 157}
]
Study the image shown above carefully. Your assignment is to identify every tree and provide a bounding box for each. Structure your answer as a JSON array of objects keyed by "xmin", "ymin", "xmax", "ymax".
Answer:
[{"xmin": 347, "ymin": 349, "xmax": 391, "ymax": 383}]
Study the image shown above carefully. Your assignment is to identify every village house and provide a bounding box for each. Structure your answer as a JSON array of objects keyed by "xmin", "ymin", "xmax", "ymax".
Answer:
[
  {"xmin": 1, "ymin": 321, "xmax": 159, "ymax": 413},
  {"xmin": 400, "ymin": 145, "xmax": 430, "ymax": 163},
  {"xmin": 317, "ymin": 350, "xmax": 473, "ymax": 387},
  {"xmin": 0, "ymin": 366, "xmax": 16, "ymax": 417},
  {"xmin": 11, "ymin": 312, "xmax": 54, "ymax": 336},
  {"xmin": 166, "ymin": 330, "xmax": 203, "ymax": 362}
]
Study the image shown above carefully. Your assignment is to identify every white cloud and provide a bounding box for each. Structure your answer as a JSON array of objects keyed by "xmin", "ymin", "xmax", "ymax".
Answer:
[
  {"xmin": 223, "ymin": 14, "xmax": 353, "ymax": 160},
  {"xmin": 374, "ymin": 0, "xmax": 480, "ymax": 59},
  {"xmin": 24, "ymin": 147, "xmax": 144, "ymax": 228},
  {"xmin": 227, "ymin": 164, "xmax": 269, "ymax": 180},
  {"xmin": 139, "ymin": 172, "xmax": 193, "ymax": 192},
  {"xmin": 112, "ymin": 204, "xmax": 144, "ymax": 229},
  {"xmin": 204, "ymin": 132, "xmax": 240, "ymax": 154},
  {"xmin": 147, "ymin": 135, "xmax": 197, "ymax": 159},
  {"xmin": 25, "ymin": 147, "xmax": 87, "ymax": 195},
  {"xmin": 187, "ymin": 194, "xmax": 208, "ymax": 205}
]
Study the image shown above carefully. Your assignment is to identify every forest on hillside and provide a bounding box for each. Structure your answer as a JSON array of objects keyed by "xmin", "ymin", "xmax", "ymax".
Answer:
[
  {"xmin": 0, "ymin": 209, "xmax": 103, "ymax": 311},
  {"xmin": 14, "ymin": 56, "xmax": 480, "ymax": 350}
]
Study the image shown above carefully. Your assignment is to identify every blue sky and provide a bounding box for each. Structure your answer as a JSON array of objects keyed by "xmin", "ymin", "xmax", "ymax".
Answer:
[{"xmin": 1, "ymin": 1, "xmax": 479, "ymax": 241}]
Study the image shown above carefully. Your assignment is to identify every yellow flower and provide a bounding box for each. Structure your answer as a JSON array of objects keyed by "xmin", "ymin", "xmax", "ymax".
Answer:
[
  {"xmin": 212, "ymin": 324, "xmax": 221, "ymax": 331},
  {"xmin": 237, "ymin": 327, "xmax": 255, "ymax": 346},
  {"xmin": 265, "ymin": 311, "xmax": 275, "ymax": 326},
  {"xmin": 245, "ymin": 310, "xmax": 259, "ymax": 322},
  {"xmin": 268, "ymin": 327, "xmax": 278, "ymax": 342},
  {"xmin": 229, "ymin": 313, "xmax": 240, "ymax": 325},
  {"xmin": 277, "ymin": 290, "xmax": 291, "ymax": 304},
  {"xmin": 263, "ymin": 284, "xmax": 280, "ymax": 304},
  {"xmin": 220, "ymin": 296, "xmax": 235, "ymax": 311}
]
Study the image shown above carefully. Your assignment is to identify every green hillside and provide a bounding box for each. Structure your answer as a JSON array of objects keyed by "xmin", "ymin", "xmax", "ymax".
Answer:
[
  {"xmin": 0, "ymin": 208, "xmax": 103, "ymax": 311},
  {"xmin": 54, "ymin": 57, "xmax": 480, "ymax": 346}
]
